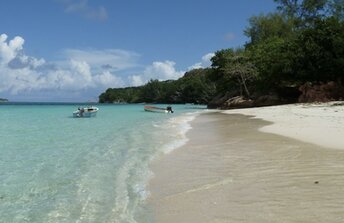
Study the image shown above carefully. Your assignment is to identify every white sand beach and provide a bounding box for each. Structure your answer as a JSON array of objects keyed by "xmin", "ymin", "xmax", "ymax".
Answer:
[
  {"xmin": 223, "ymin": 102, "xmax": 344, "ymax": 150},
  {"xmin": 148, "ymin": 102, "xmax": 344, "ymax": 223}
]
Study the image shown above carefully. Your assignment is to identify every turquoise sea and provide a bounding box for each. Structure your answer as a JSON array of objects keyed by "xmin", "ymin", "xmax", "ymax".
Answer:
[{"xmin": 0, "ymin": 103, "xmax": 204, "ymax": 223}]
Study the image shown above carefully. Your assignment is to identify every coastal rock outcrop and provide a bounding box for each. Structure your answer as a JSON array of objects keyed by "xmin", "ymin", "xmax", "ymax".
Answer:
[
  {"xmin": 208, "ymin": 93, "xmax": 284, "ymax": 109},
  {"xmin": 207, "ymin": 92, "xmax": 236, "ymax": 109},
  {"xmin": 253, "ymin": 94, "xmax": 281, "ymax": 107},
  {"xmin": 222, "ymin": 96, "xmax": 254, "ymax": 109},
  {"xmin": 210, "ymin": 81, "xmax": 344, "ymax": 109},
  {"xmin": 298, "ymin": 81, "xmax": 344, "ymax": 103}
]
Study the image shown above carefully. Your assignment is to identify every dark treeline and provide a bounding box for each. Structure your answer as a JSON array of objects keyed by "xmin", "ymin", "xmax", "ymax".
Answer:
[
  {"xmin": 99, "ymin": 68, "xmax": 216, "ymax": 104},
  {"xmin": 99, "ymin": 0, "xmax": 344, "ymax": 108}
]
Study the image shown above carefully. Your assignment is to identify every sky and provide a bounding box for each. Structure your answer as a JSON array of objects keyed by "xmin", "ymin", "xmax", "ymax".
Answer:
[{"xmin": 0, "ymin": 0, "xmax": 277, "ymax": 102}]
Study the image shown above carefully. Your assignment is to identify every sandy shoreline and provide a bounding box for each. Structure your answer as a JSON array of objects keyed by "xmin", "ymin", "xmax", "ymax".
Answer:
[
  {"xmin": 147, "ymin": 104, "xmax": 344, "ymax": 222},
  {"xmin": 223, "ymin": 102, "xmax": 344, "ymax": 150}
]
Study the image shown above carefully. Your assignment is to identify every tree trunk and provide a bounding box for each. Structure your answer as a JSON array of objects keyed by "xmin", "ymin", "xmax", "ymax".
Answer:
[{"xmin": 240, "ymin": 73, "xmax": 250, "ymax": 98}]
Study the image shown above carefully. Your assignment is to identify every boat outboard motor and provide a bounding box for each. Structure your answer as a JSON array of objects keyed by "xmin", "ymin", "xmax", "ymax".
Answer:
[
  {"xmin": 166, "ymin": 106, "xmax": 174, "ymax": 113},
  {"xmin": 79, "ymin": 108, "xmax": 84, "ymax": 117}
]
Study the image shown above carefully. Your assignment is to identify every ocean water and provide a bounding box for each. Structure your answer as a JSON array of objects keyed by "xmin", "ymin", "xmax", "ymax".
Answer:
[{"xmin": 0, "ymin": 103, "xmax": 204, "ymax": 223}]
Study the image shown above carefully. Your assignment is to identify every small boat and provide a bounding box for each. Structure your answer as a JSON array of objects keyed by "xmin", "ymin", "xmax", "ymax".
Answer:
[
  {"xmin": 144, "ymin": 105, "xmax": 174, "ymax": 113},
  {"xmin": 73, "ymin": 106, "xmax": 99, "ymax": 118}
]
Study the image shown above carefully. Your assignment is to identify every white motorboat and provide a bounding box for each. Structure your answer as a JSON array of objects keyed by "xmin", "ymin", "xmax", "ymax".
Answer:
[
  {"xmin": 144, "ymin": 105, "xmax": 174, "ymax": 113},
  {"xmin": 73, "ymin": 106, "xmax": 99, "ymax": 118}
]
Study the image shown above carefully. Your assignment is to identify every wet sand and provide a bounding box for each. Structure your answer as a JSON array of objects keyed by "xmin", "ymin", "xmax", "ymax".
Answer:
[{"xmin": 147, "ymin": 112, "xmax": 344, "ymax": 223}]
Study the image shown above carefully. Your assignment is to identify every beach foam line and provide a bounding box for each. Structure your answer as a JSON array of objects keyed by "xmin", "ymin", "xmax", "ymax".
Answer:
[
  {"xmin": 223, "ymin": 102, "xmax": 344, "ymax": 150},
  {"xmin": 160, "ymin": 112, "xmax": 201, "ymax": 154}
]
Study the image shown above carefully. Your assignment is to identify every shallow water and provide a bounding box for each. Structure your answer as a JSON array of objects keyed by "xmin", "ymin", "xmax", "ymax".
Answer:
[{"xmin": 0, "ymin": 103, "xmax": 203, "ymax": 223}]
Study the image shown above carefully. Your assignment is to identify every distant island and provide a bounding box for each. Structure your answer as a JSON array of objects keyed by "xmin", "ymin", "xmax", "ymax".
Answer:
[
  {"xmin": 99, "ymin": 0, "xmax": 344, "ymax": 109},
  {"xmin": 0, "ymin": 98, "xmax": 8, "ymax": 102}
]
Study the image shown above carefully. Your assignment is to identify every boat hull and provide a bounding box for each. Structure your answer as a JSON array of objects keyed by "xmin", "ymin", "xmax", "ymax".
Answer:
[
  {"xmin": 144, "ymin": 106, "xmax": 171, "ymax": 113},
  {"xmin": 144, "ymin": 108, "xmax": 168, "ymax": 113},
  {"xmin": 73, "ymin": 107, "xmax": 99, "ymax": 118}
]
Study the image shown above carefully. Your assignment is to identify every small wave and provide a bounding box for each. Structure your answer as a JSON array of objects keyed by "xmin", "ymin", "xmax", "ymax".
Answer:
[{"xmin": 160, "ymin": 112, "xmax": 199, "ymax": 154}]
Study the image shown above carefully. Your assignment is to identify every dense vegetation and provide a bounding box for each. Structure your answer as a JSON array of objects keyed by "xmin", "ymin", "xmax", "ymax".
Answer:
[
  {"xmin": 99, "ymin": 0, "xmax": 344, "ymax": 107},
  {"xmin": 99, "ymin": 68, "xmax": 216, "ymax": 104}
]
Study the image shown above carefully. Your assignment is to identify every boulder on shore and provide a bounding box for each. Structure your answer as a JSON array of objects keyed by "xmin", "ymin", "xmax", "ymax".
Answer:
[{"xmin": 222, "ymin": 96, "xmax": 254, "ymax": 109}]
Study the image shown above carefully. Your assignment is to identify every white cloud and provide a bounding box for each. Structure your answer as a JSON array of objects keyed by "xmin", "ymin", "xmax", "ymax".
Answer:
[
  {"xmin": 61, "ymin": 0, "xmax": 108, "ymax": 21},
  {"xmin": 202, "ymin": 53, "xmax": 215, "ymax": 63},
  {"xmin": 0, "ymin": 33, "xmax": 215, "ymax": 101},
  {"xmin": 128, "ymin": 75, "xmax": 144, "ymax": 87},
  {"xmin": 0, "ymin": 34, "xmax": 126, "ymax": 100},
  {"xmin": 63, "ymin": 48, "xmax": 139, "ymax": 71},
  {"xmin": 94, "ymin": 71, "xmax": 124, "ymax": 87},
  {"xmin": 128, "ymin": 60, "xmax": 184, "ymax": 86},
  {"xmin": 69, "ymin": 60, "xmax": 93, "ymax": 86},
  {"xmin": 188, "ymin": 52, "xmax": 215, "ymax": 70},
  {"xmin": 8, "ymin": 54, "xmax": 46, "ymax": 69},
  {"xmin": 144, "ymin": 60, "xmax": 184, "ymax": 80},
  {"xmin": 9, "ymin": 36, "xmax": 25, "ymax": 50},
  {"xmin": 0, "ymin": 34, "xmax": 25, "ymax": 64}
]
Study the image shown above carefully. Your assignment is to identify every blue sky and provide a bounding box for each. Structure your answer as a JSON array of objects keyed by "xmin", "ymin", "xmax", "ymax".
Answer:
[{"xmin": 0, "ymin": 0, "xmax": 277, "ymax": 102}]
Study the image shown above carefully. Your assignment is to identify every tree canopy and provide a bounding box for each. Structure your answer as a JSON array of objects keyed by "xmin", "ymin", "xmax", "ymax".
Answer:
[{"xmin": 99, "ymin": 68, "xmax": 216, "ymax": 104}]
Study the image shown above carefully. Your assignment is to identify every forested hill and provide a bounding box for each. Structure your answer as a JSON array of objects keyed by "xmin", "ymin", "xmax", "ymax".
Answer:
[
  {"xmin": 99, "ymin": 0, "xmax": 344, "ymax": 108},
  {"xmin": 99, "ymin": 68, "xmax": 216, "ymax": 104}
]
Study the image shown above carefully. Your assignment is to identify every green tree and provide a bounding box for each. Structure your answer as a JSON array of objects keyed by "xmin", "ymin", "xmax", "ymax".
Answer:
[
  {"xmin": 177, "ymin": 68, "xmax": 216, "ymax": 104},
  {"xmin": 211, "ymin": 49, "xmax": 257, "ymax": 98},
  {"xmin": 292, "ymin": 17, "xmax": 344, "ymax": 81},
  {"xmin": 274, "ymin": 0, "xmax": 344, "ymax": 25},
  {"xmin": 329, "ymin": 0, "xmax": 344, "ymax": 20},
  {"xmin": 139, "ymin": 79, "xmax": 163, "ymax": 102},
  {"xmin": 274, "ymin": 0, "xmax": 327, "ymax": 20},
  {"xmin": 245, "ymin": 13, "xmax": 294, "ymax": 46}
]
